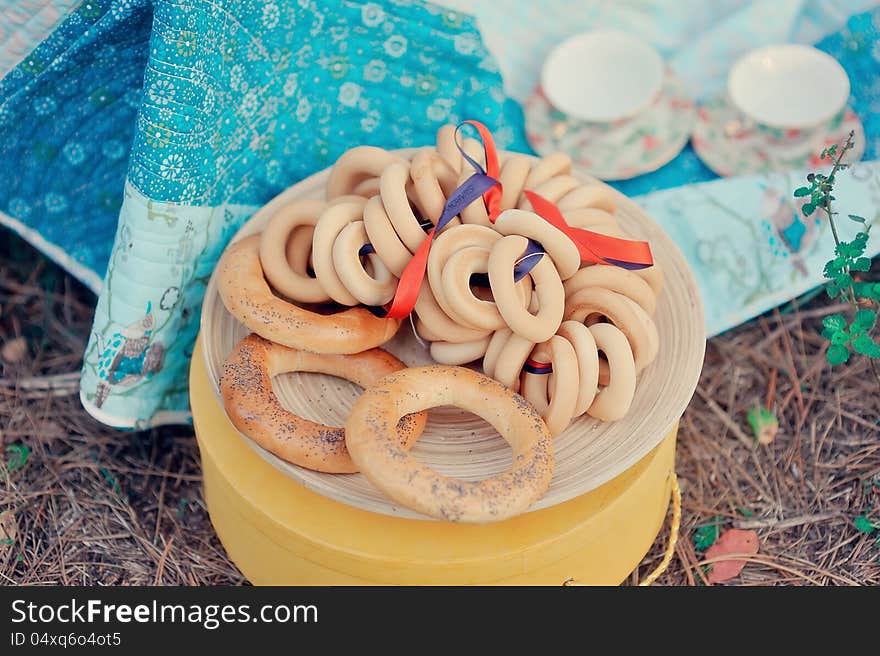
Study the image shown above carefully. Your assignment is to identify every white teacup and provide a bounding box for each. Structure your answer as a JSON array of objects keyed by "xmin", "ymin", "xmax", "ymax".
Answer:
[
  {"xmin": 727, "ymin": 44, "xmax": 850, "ymax": 142},
  {"xmin": 541, "ymin": 30, "xmax": 664, "ymax": 124}
]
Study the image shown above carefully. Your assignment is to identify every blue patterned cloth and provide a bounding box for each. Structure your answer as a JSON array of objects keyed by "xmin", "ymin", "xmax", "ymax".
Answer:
[
  {"xmin": 1, "ymin": 0, "xmax": 526, "ymax": 427},
  {"xmin": 0, "ymin": 1, "xmax": 879, "ymax": 427},
  {"xmin": 0, "ymin": 1, "xmax": 152, "ymax": 290}
]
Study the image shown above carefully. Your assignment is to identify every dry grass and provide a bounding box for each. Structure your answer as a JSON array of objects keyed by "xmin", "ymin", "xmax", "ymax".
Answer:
[{"xmin": 2, "ymin": 232, "xmax": 878, "ymax": 586}]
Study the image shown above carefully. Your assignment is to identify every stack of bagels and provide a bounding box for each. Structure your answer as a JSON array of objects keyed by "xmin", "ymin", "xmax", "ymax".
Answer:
[{"xmin": 214, "ymin": 123, "xmax": 662, "ymax": 522}]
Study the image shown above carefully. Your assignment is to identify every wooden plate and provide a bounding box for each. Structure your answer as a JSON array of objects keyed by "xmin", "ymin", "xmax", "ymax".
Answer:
[{"xmin": 200, "ymin": 151, "xmax": 705, "ymax": 520}]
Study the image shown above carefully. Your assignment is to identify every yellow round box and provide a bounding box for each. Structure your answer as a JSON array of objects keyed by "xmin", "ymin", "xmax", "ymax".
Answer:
[{"xmin": 191, "ymin": 338, "xmax": 676, "ymax": 585}]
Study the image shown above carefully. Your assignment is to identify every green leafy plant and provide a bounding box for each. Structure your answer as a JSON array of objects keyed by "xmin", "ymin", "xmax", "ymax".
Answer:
[{"xmin": 794, "ymin": 131, "xmax": 880, "ymax": 388}]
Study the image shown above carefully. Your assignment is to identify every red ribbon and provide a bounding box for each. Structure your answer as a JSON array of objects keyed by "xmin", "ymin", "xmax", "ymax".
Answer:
[
  {"xmin": 382, "ymin": 120, "xmax": 654, "ymax": 320},
  {"xmin": 523, "ymin": 190, "xmax": 654, "ymax": 270},
  {"xmin": 461, "ymin": 120, "xmax": 503, "ymax": 222},
  {"xmin": 464, "ymin": 121, "xmax": 653, "ymax": 269},
  {"xmin": 383, "ymin": 121, "xmax": 502, "ymax": 319}
]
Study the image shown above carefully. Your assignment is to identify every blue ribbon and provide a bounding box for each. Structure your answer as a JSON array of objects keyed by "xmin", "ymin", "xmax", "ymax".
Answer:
[
  {"xmin": 523, "ymin": 360, "xmax": 553, "ymax": 375},
  {"xmin": 358, "ymin": 121, "xmax": 547, "ymax": 285}
]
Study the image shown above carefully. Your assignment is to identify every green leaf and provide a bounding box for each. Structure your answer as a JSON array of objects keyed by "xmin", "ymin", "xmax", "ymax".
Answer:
[
  {"xmin": 854, "ymin": 309, "xmax": 877, "ymax": 329},
  {"xmin": 833, "ymin": 272, "xmax": 853, "ymax": 289},
  {"xmin": 827, "ymin": 344, "xmax": 850, "ymax": 365},
  {"xmin": 825, "ymin": 282, "xmax": 841, "ymax": 299},
  {"xmin": 737, "ymin": 507, "xmax": 754, "ymax": 518},
  {"xmin": 852, "ymin": 282, "xmax": 871, "ymax": 298},
  {"xmin": 848, "ymin": 214, "xmax": 867, "ymax": 224},
  {"xmin": 802, "ymin": 202, "xmax": 816, "ymax": 217},
  {"xmin": 853, "ymin": 282, "xmax": 880, "ymax": 300},
  {"xmin": 851, "ymin": 257, "xmax": 872, "ymax": 272},
  {"xmin": 854, "ymin": 515, "xmax": 876, "ymax": 533},
  {"xmin": 747, "ymin": 405, "xmax": 778, "ymax": 444},
  {"xmin": 794, "ymin": 186, "xmax": 811, "ymax": 197},
  {"xmin": 824, "ymin": 257, "xmax": 848, "ymax": 278},
  {"xmin": 830, "ymin": 330, "xmax": 850, "ymax": 345},
  {"xmin": 822, "ymin": 314, "xmax": 847, "ymax": 332},
  {"xmin": 693, "ymin": 520, "xmax": 721, "ymax": 551},
  {"xmin": 852, "ymin": 333, "xmax": 880, "ymax": 358},
  {"xmin": 821, "ymin": 326, "xmax": 836, "ymax": 340},
  {"xmin": 5, "ymin": 445, "xmax": 30, "ymax": 472}
]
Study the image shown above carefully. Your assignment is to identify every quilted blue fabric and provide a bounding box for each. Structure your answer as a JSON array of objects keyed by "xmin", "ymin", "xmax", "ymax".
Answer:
[
  {"xmin": 815, "ymin": 8, "xmax": 880, "ymax": 160},
  {"xmin": 0, "ymin": 0, "xmax": 526, "ymax": 292},
  {"xmin": 0, "ymin": 0, "xmax": 525, "ymax": 427},
  {"xmin": 129, "ymin": 0, "xmax": 526, "ymax": 205},
  {"xmin": 0, "ymin": 1, "xmax": 152, "ymax": 289}
]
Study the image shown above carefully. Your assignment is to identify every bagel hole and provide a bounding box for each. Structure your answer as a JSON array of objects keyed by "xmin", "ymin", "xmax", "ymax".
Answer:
[
  {"xmin": 597, "ymin": 355, "xmax": 611, "ymax": 387},
  {"xmin": 402, "ymin": 189, "xmax": 432, "ymax": 232},
  {"xmin": 472, "ymin": 285, "xmax": 492, "ymax": 301},
  {"xmin": 271, "ymin": 371, "xmax": 361, "ymax": 428},
  {"xmin": 271, "ymin": 372, "xmax": 422, "ymax": 436},
  {"xmin": 264, "ymin": 278, "xmax": 351, "ymax": 315},
  {"xmin": 469, "ymin": 273, "xmax": 491, "ymax": 290},
  {"xmin": 284, "ymin": 226, "xmax": 317, "ymax": 278},
  {"xmin": 408, "ymin": 405, "xmax": 514, "ymax": 482}
]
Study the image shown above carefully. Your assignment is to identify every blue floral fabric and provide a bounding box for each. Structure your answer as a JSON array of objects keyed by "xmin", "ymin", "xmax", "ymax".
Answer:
[
  {"xmin": 129, "ymin": 0, "xmax": 525, "ymax": 206},
  {"xmin": 0, "ymin": 0, "xmax": 152, "ymax": 290},
  {"xmin": 0, "ymin": 0, "xmax": 525, "ymax": 427},
  {"xmin": 815, "ymin": 8, "xmax": 880, "ymax": 161}
]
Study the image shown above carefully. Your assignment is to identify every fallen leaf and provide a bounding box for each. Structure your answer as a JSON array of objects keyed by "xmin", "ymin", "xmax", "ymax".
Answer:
[
  {"xmin": 1, "ymin": 337, "xmax": 27, "ymax": 363},
  {"xmin": 705, "ymin": 528, "xmax": 759, "ymax": 583},
  {"xmin": 0, "ymin": 511, "xmax": 16, "ymax": 559},
  {"xmin": 747, "ymin": 405, "xmax": 778, "ymax": 445}
]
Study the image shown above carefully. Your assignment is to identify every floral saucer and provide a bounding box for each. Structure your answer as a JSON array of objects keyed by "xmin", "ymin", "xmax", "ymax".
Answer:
[
  {"xmin": 523, "ymin": 68, "xmax": 695, "ymax": 181},
  {"xmin": 691, "ymin": 95, "xmax": 866, "ymax": 177}
]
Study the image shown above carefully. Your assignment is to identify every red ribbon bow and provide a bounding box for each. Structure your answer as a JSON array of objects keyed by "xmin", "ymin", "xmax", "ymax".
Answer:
[{"xmin": 383, "ymin": 120, "xmax": 654, "ymax": 320}]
